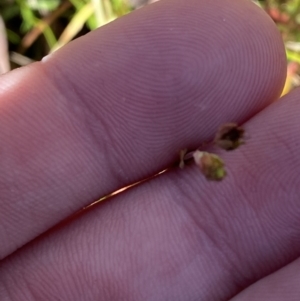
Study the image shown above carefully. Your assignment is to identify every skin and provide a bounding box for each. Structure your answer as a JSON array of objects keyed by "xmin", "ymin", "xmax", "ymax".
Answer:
[{"xmin": 0, "ymin": 0, "xmax": 299, "ymax": 299}]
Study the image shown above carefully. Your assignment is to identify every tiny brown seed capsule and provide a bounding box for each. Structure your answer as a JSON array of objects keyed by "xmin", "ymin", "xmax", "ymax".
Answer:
[{"xmin": 214, "ymin": 123, "xmax": 244, "ymax": 151}]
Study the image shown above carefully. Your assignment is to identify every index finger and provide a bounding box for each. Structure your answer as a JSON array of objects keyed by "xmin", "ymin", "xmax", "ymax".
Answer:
[{"xmin": 0, "ymin": 0, "xmax": 286, "ymax": 259}]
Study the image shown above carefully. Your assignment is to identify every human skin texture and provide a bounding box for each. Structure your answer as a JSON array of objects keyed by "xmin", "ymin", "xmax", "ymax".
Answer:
[{"xmin": 0, "ymin": 0, "xmax": 299, "ymax": 300}]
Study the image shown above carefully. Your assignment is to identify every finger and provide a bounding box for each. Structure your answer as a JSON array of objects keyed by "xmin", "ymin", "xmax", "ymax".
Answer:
[
  {"xmin": 0, "ymin": 0, "xmax": 285, "ymax": 259},
  {"xmin": 1, "ymin": 90, "xmax": 300, "ymax": 300},
  {"xmin": 230, "ymin": 257, "xmax": 300, "ymax": 301}
]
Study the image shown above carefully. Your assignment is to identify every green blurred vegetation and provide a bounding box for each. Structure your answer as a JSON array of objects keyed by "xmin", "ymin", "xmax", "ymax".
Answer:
[
  {"xmin": 0, "ymin": 0, "xmax": 134, "ymax": 66},
  {"xmin": 257, "ymin": 0, "xmax": 300, "ymax": 94},
  {"xmin": 1, "ymin": 0, "xmax": 300, "ymax": 93}
]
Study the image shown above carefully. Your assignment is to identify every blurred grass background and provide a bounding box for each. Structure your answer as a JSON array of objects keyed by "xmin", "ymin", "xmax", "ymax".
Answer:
[
  {"xmin": 0, "ymin": 0, "xmax": 156, "ymax": 70},
  {"xmin": 0, "ymin": 0, "xmax": 299, "ymax": 95}
]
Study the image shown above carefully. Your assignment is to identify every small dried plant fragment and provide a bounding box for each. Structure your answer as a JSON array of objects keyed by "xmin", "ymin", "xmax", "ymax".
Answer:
[
  {"xmin": 180, "ymin": 123, "xmax": 245, "ymax": 181},
  {"xmin": 214, "ymin": 123, "xmax": 244, "ymax": 150},
  {"xmin": 193, "ymin": 151, "xmax": 226, "ymax": 181},
  {"xmin": 179, "ymin": 149, "xmax": 188, "ymax": 169}
]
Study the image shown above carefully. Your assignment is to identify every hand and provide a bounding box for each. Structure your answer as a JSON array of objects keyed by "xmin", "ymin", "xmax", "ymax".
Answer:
[{"xmin": 0, "ymin": 0, "xmax": 298, "ymax": 300}]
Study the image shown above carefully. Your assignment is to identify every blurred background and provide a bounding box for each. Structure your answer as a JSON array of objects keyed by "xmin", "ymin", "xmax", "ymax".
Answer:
[{"xmin": 0, "ymin": 0, "xmax": 299, "ymax": 95}]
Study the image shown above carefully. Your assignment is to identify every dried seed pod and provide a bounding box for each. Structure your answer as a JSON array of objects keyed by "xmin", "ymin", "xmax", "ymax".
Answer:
[
  {"xmin": 193, "ymin": 150, "xmax": 226, "ymax": 181},
  {"xmin": 214, "ymin": 123, "xmax": 244, "ymax": 150},
  {"xmin": 179, "ymin": 149, "xmax": 188, "ymax": 169}
]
